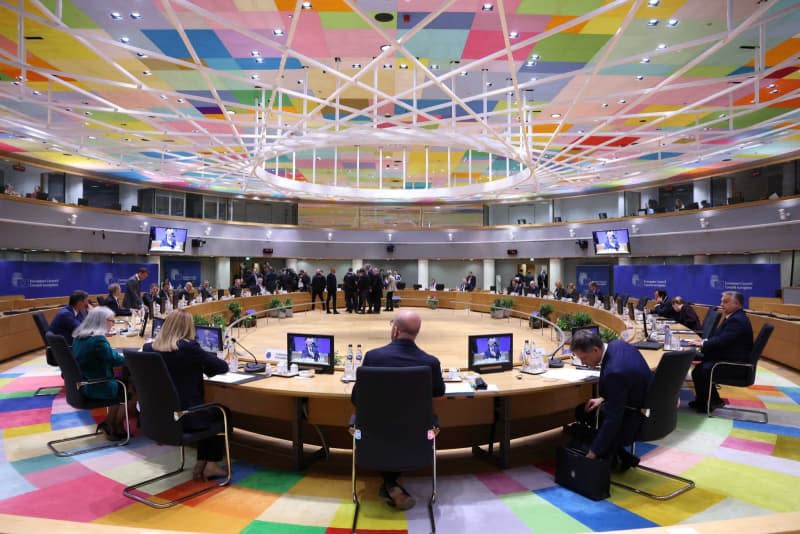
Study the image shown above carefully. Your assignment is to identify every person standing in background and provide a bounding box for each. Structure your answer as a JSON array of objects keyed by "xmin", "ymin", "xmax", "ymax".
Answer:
[
  {"xmin": 326, "ymin": 267, "xmax": 339, "ymax": 314},
  {"xmin": 343, "ymin": 268, "xmax": 357, "ymax": 313},
  {"xmin": 311, "ymin": 269, "xmax": 326, "ymax": 311},
  {"xmin": 123, "ymin": 267, "xmax": 148, "ymax": 310},
  {"xmin": 384, "ymin": 271, "xmax": 397, "ymax": 311}
]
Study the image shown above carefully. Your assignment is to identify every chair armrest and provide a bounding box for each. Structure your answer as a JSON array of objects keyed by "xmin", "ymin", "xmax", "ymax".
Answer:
[
  {"xmin": 174, "ymin": 402, "xmax": 227, "ymax": 422},
  {"xmin": 710, "ymin": 361, "xmax": 753, "ymax": 372}
]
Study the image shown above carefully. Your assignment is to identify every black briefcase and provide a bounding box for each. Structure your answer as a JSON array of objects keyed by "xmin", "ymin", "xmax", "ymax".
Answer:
[{"xmin": 555, "ymin": 446, "xmax": 610, "ymax": 501}]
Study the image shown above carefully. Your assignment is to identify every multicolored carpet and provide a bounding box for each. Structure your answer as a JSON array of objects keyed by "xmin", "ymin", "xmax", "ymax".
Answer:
[{"xmin": 1, "ymin": 354, "xmax": 799, "ymax": 533}]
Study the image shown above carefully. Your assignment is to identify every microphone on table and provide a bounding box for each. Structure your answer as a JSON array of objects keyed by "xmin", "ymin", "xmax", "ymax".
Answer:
[{"xmin": 230, "ymin": 337, "xmax": 266, "ymax": 373}]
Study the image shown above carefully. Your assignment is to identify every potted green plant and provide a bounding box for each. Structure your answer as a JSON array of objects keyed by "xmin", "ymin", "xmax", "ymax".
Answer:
[
  {"xmin": 556, "ymin": 314, "xmax": 574, "ymax": 334},
  {"xmin": 244, "ymin": 308, "xmax": 257, "ymax": 326},
  {"xmin": 539, "ymin": 303, "xmax": 554, "ymax": 324},
  {"xmin": 193, "ymin": 314, "xmax": 210, "ymax": 326},
  {"xmin": 600, "ymin": 327, "xmax": 619, "ymax": 343},
  {"xmin": 284, "ymin": 298, "xmax": 293, "ymax": 318},
  {"xmin": 572, "ymin": 312, "xmax": 593, "ymax": 328},
  {"xmin": 427, "ymin": 294, "xmax": 439, "ymax": 309},
  {"xmin": 211, "ymin": 314, "xmax": 226, "ymax": 329},
  {"xmin": 502, "ymin": 297, "xmax": 514, "ymax": 317},
  {"xmin": 490, "ymin": 298, "xmax": 505, "ymax": 319},
  {"xmin": 227, "ymin": 301, "xmax": 242, "ymax": 325},
  {"xmin": 267, "ymin": 298, "xmax": 282, "ymax": 318}
]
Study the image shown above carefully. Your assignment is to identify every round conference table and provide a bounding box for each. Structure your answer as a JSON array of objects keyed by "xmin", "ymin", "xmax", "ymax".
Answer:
[{"xmin": 113, "ymin": 291, "xmax": 692, "ymax": 470}]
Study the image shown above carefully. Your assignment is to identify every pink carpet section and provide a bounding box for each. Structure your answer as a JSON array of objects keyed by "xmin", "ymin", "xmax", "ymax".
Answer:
[
  {"xmin": 0, "ymin": 376, "xmax": 62, "ymax": 393},
  {"xmin": 475, "ymin": 471, "xmax": 529, "ymax": 496},
  {"xmin": 0, "ymin": 407, "xmax": 52, "ymax": 429},
  {"xmin": 0, "ymin": 472, "xmax": 130, "ymax": 522},
  {"xmin": 721, "ymin": 436, "xmax": 775, "ymax": 455},
  {"xmin": 725, "ymin": 399, "xmax": 767, "ymax": 409},
  {"xmin": 640, "ymin": 446, "xmax": 705, "ymax": 473},
  {"xmin": 24, "ymin": 461, "xmax": 97, "ymax": 490}
]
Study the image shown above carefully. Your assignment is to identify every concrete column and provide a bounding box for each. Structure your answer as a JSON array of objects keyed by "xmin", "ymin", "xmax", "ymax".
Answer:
[
  {"xmin": 640, "ymin": 187, "xmax": 658, "ymax": 211},
  {"xmin": 286, "ymin": 258, "xmax": 298, "ymax": 271},
  {"xmin": 65, "ymin": 175, "xmax": 83, "ymax": 204},
  {"xmin": 119, "ymin": 184, "xmax": 139, "ymax": 211},
  {"xmin": 726, "ymin": 178, "xmax": 734, "ymax": 201},
  {"xmin": 617, "ymin": 192, "xmax": 626, "ymax": 218},
  {"xmin": 548, "ymin": 258, "xmax": 564, "ymax": 290},
  {"xmin": 693, "ymin": 255, "xmax": 710, "ymax": 265},
  {"xmin": 418, "ymin": 259, "xmax": 429, "ymax": 288},
  {"xmin": 693, "ymin": 178, "xmax": 711, "ymax": 205},
  {"xmin": 483, "ymin": 259, "xmax": 495, "ymax": 291},
  {"xmin": 214, "ymin": 257, "xmax": 230, "ymax": 288},
  {"xmin": 352, "ymin": 259, "xmax": 363, "ymax": 271}
]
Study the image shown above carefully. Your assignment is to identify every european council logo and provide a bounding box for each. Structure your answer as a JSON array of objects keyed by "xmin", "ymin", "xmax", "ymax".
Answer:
[
  {"xmin": 631, "ymin": 274, "xmax": 641, "ymax": 287},
  {"xmin": 710, "ymin": 275, "xmax": 725, "ymax": 290},
  {"xmin": 578, "ymin": 271, "xmax": 589, "ymax": 286},
  {"xmin": 104, "ymin": 272, "xmax": 115, "ymax": 285},
  {"xmin": 11, "ymin": 272, "xmax": 28, "ymax": 288},
  {"xmin": 170, "ymin": 268, "xmax": 181, "ymax": 282}
]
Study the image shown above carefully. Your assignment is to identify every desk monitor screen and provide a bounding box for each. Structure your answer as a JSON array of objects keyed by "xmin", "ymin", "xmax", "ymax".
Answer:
[
  {"xmin": 628, "ymin": 301, "xmax": 636, "ymax": 321},
  {"xmin": 572, "ymin": 325, "xmax": 600, "ymax": 339},
  {"xmin": 195, "ymin": 326, "xmax": 223, "ymax": 353},
  {"xmin": 587, "ymin": 293, "xmax": 596, "ymax": 307},
  {"xmin": 287, "ymin": 333, "xmax": 334, "ymax": 374},
  {"xmin": 592, "ymin": 229, "xmax": 631, "ymax": 255},
  {"xmin": 151, "ymin": 317, "xmax": 164, "ymax": 338},
  {"xmin": 468, "ymin": 333, "xmax": 513, "ymax": 373},
  {"xmin": 138, "ymin": 307, "xmax": 149, "ymax": 337},
  {"xmin": 148, "ymin": 226, "xmax": 188, "ymax": 253},
  {"xmin": 616, "ymin": 296, "xmax": 625, "ymax": 315}
]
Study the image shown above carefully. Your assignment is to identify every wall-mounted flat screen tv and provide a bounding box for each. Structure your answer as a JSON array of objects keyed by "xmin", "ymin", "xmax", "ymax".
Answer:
[
  {"xmin": 592, "ymin": 229, "xmax": 631, "ymax": 255},
  {"xmin": 149, "ymin": 226, "xmax": 188, "ymax": 253}
]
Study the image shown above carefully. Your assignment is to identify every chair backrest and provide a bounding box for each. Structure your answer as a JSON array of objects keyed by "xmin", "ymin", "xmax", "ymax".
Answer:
[
  {"xmin": 637, "ymin": 297, "xmax": 650, "ymax": 311},
  {"xmin": 353, "ymin": 365, "xmax": 435, "ymax": 473},
  {"xmin": 639, "ymin": 350, "xmax": 696, "ymax": 442},
  {"xmin": 32, "ymin": 312, "xmax": 49, "ymax": 344},
  {"xmin": 45, "ymin": 332, "xmax": 89, "ymax": 408},
  {"xmin": 701, "ymin": 308, "xmax": 721, "ymax": 338},
  {"xmin": 123, "ymin": 350, "xmax": 184, "ymax": 446},
  {"xmin": 743, "ymin": 323, "xmax": 774, "ymax": 383}
]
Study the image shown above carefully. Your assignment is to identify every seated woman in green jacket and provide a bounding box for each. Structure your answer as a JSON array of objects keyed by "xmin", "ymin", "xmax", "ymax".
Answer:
[{"xmin": 71, "ymin": 306, "xmax": 132, "ymax": 440}]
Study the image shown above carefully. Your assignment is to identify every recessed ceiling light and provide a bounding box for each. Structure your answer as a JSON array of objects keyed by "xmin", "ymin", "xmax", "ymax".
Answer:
[
  {"xmin": 110, "ymin": 12, "xmax": 122, "ymax": 20},
  {"xmin": 119, "ymin": 36, "xmax": 130, "ymax": 43},
  {"xmin": 459, "ymin": 71, "xmax": 468, "ymax": 76},
  {"xmin": 296, "ymin": 79, "xmax": 303, "ymax": 85},
  {"xmin": 486, "ymin": 82, "xmax": 493, "ymax": 87},
  {"xmin": 301, "ymin": 1, "xmax": 312, "ymax": 9},
  {"xmin": 656, "ymin": 43, "xmax": 667, "ymax": 50},
  {"xmin": 159, "ymin": 94, "xmax": 167, "ymax": 100},
  {"xmin": 481, "ymin": 3, "xmax": 493, "ymax": 12},
  {"xmin": 227, "ymin": 110, "xmax": 236, "ymax": 115},
  {"xmin": 618, "ymin": 99, "xmax": 626, "ymax": 104},
  {"xmin": 577, "ymin": 129, "xmax": 585, "ymax": 134},
  {"xmin": 352, "ymin": 63, "xmax": 361, "ymax": 68},
  {"xmin": 647, "ymin": 19, "xmax": 659, "ymax": 26},
  {"xmin": 509, "ymin": 31, "xmax": 519, "ymax": 39},
  {"xmin": 136, "ymin": 52, "xmax": 148, "ymax": 58},
  {"xmin": 142, "ymin": 70, "xmax": 151, "ymax": 76},
  {"xmin": 640, "ymin": 57, "xmax": 651, "ymax": 63},
  {"xmin": 84, "ymin": 110, "xmax": 92, "ymax": 116},
  {"xmin": 250, "ymin": 74, "xmax": 259, "ymax": 80},
  {"xmin": 551, "ymin": 113, "xmax": 561, "ymax": 118},
  {"xmin": 382, "ymin": 63, "xmax": 392, "ymax": 69},
  {"xmin": 767, "ymin": 83, "xmax": 776, "ymax": 88},
  {"xmin": 88, "ymin": 136, "xmax": 96, "ymax": 140},
  {"xmin": 176, "ymin": 98, "xmax": 185, "ymax": 103},
  {"xmin": 667, "ymin": 18, "xmax": 679, "ymax": 27},
  {"xmin": 399, "ymin": 64, "xmax": 408, "ymax": 69},
  {"xmin": 380, "ymin": 44, "xmax": 391, "ymax": 52},
  {"xmin": 770, "ymin": 88, "xmax": 779, "ymax": 94},
  {"xmin": 647, "ymin": 0, "xmax": 660, "ymax": 6},
  {"xmin": 250, "ymin": 50, "xmax": 260, "ymax": 57},
  {"xmin": 525, "ymin": 60, "xmax": 535, "ymax": 67},
  {"xmin": 255, "ymin": 57, "xmax": 264, "ymax": 64},
  {"xmin": 130, "ymin": 11, "xmax": 142, "ymax": 20},
  {"xmin": 719, "ymin": 113, "xmax": 727, "ymax": 118},
  {"xmin": 601, "ymin": 103, "xmax": 609, "ymax": 108},
  {"xmin": 32, "ymin": 90, "xmax": 41, "ymax": 96},
  {"xmin": 636, "ymin": 75, "xmax": 644, "ymax": 80},
  {"xmin": 430, "ymin": 64, "xmax": 439, "ymax": 70},
  {"xmin": 273, "ymin": 28, "xmax": 284, "ymax": 36}
]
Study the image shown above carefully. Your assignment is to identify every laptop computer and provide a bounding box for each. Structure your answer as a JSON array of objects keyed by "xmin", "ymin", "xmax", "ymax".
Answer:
[{"xmin": 631, "ymin": 312, "xmax": 662, "ymax": 350}]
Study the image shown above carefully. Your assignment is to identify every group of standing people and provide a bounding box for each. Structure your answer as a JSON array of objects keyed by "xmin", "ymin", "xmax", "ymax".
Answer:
[{"xmin": 342, "ymin": 266, "xmax": 401, "ymax": 314}]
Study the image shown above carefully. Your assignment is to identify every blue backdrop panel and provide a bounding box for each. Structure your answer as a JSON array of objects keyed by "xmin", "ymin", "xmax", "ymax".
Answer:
[
  {"xmin": 163, "ymin": 260, "xmax": 201, "ymax": 288},
  {"xmin": 613, "ymin": 264, "xmax": 780, "ymax": 306},
  {"xmin": 576, "ymin": 265, "xmax": 611, "ymax": 295},
  {"xmin": 0, "ymin": 261, "xmax": 158, "ymax": 298}
]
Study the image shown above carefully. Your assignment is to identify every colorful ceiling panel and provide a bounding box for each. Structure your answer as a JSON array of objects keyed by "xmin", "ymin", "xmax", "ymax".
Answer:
[{"xmin": 0, "ymin": 0, "xmax": 798, "ymax": 203}]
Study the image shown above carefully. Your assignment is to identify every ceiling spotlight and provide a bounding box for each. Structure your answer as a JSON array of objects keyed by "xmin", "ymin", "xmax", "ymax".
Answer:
[
  {"xmin": 636, "ymin": 75, "xmax": 644, "ymax": 80},
  {"xmin": 631, "ymin": 224, "xmax": 639, "ymax": 234},
  {"xmin": 380, "ymin": 44, "xmax": 391, "ymax": 51},
  {"xmin": 459, "ymin": 71, "xmax": 468, "ymax": 76},
  {"xmin": 481, "ymin": 3, "xmax": 494, "ymax": 12},
  {"xmin": 352, "ymin": 63, "xmax": 361, "ymax": 68},
  {"xmin": 159, "ymin": 94, "xmax": 167, "ymax": 100},
  {"xmin": 110, "ymin": 11, "xmax": 123, "ymax": 20},
  {"xmin": 568, "ymin": 228, "xmax": 576, "ymax": 238},
  {"xmin": 255, "ymin": 57, "xmax": 264, "ymax": 64},
  {"xmin": 448, "ymin": 233, "xmax": 453, "ymax": 241},
  {"xmin": 399, "ymin": 63, "xmax": 409, "ymax": 69},
  {"xmin": 657, "ymin": 43, "xmax": 667, "ymax": 50},
  {"xmin": 699, "ymin": 217, "xmax": 709, "ymax": 229},
  {"xmin": 142, "ymin": 70, "xmax": 151, "ymax": 76},
  {"xmin": 204, "ymin": 226, "xmax": 212, "ymax": 236},
  {"xmin": 266, "ymin": 230, "xmax": 272, "ymax": 239},
  {"xmin": 88, "ymin": 135, "xmax": 96, "ymax": 140},
  {"xmin": 641, "ymin": 57, "xmax": 651, "ymax": 63},
  {"xmin": 387, "ymin": 233, "xmax": 393, "ymax": 241},
  {"xmin": 430, "ymin": 64, "xmax": 439, "ymax": 70},
  {"xmin": 509, "ymin": 31, "xmax": 519, "ymax": 39},
  {"xmin": 176, "ymin": 98, "xmax": 185, "ymax": 103},
  {"xmin": 577, "ymin": 129, "xmax": 585, "ymax": 134},
  {"xmin": 130, "ymin": 11, "xmax": 142, "ymax": 19},
  {"xmin": 301, "ymin": 1, "xmax": 312, "ymax": 9},
  {"xmin": 67, "ymin": 214, "xmax": 77, "ymax": 225},
  {"xmin": 647, "ymin": 0, "xmax": 660, "ymax": 6},
  {"xmin": 770, "ymin": 88, "xmax": 779, "ymax": 94},
  {"xmin": 601, "ymin": 103, "xmax": 609, "ymax": 108},
  {"xmin": 250, "ymin": 50, "xmax": 260, "ymax": 57},
  {"xmin": 486, "ymin": 82, "xmax": 493, "ymax": 87},
  {"xmin": 139, "ymin": 221, "xmax": 149, "ymax": 231},
  {"xmin": 32, "ymin": 90, "xmax": 41, "ymax": 96},
  {"xmin": 618, "ymin": 99, "xmax": 627, "ymax": 104},
  {"xmin": 327, "ymin": 232, "xmax": 333, "ymax": 241},
  {"xmin": 250, "ymin": 74, "xmax": 259, "ymax": 80},
  {"xmin": 667, "ymin": 18, "xmax": 679, "ymax": 27},
  {"xmin": 136, "ymin": 52, "xmax": 148, "ymax": 58},
  {"xmin": 647, "ymin": 19, "xmax": 659, "ymax": 26},
  {"xmin": 767, "ymin": 83, "xmax": 776, "ymax": 88},
  {"xmin": 272, "ymin": 28, "xmax": 284, "ymax": 36},
  {"xmin": 525, "ymin": 60, "xmax": 535, "ymax": 67},
  {"xmin": 383, "ymin": 63, "xmax": 393, "ymax": 69},
  {"xmin": 719, "ymin": 113, "xmax": 727, "ymax": 118},
  {"xmin": 778, "ymin": 208, "xmax": 790, "ymax": 221},
  {"xmin": 551, "ymin": 113, "xmax": 561, "ymax": 118},
  {"xmin": 119, "ymin": 36, "xmax": 130, "ymax": 43}
]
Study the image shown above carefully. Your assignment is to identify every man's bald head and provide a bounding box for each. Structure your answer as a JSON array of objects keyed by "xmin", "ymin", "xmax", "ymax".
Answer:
[{"xmin": 391, "ymin": 309, "xmax": 421, "ymax": 340}]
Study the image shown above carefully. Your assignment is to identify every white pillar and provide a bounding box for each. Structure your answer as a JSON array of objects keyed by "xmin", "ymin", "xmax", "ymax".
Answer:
[
  {"xmin": 693, "ymin": 178, "xmax": 711, "ymax": 205},
  {"xmin": 418, "ymin": 259, "xmax": 429, "ymax": 289},
  {"xmin": 482, "ymin": 259, "xmax": 495, "ymax": 291},
  {"xmin": 548, "ymin": 258, "xmax": 564, "ymax": 291},
  {"xmin": 640, "ymin": 187, "xmax": 658, "ymax": 211},
  {"xmin": 617, "ymin": 192, "xmax": 626, "ymax": 218},
  {"xmin": 214, "ymin": 257, "xmax": 230, "ymax": 289},
  {"xmin": 286, "ymin": 258, "xmax": 298, "ymax": 272},
  {"xmin": 65, "ymin": 175, "xmax": 83, "ymax": 205},
  {"xmin": 693, "ymin": 255, "xmax": 710, "ymax": 265},
  {"xmin": 352, "ymin": 259, "xmax": 363, "ymax": 271}
]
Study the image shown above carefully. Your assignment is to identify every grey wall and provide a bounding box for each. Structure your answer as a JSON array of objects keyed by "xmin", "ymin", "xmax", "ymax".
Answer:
[
  {"xmin": 554, "ymin": 192, "xmax": 620, "ymax": 222},
  {"xmin": 0, "ymin": 160, "xmax": 42, "ymax": 195},
  {"xmin": 427, "ymin": 260, "xmax": 483, "ymax": 289}
]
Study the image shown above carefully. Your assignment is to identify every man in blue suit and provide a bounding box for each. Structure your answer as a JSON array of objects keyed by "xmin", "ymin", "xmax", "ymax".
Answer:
[
  {"xmin": 688, "ymin": 291, "xmax": 753, "ymax": 412},
  {"xmin": 48, "ymin": 290, "xmax": 90, "ymax": 345},
  {"xmin": 570, "ymin": 330, "xmax": 652, "ymax": 466},
  {"xmin": 351, "ymin": 309, "xmax": 445, "ymax": 511}
]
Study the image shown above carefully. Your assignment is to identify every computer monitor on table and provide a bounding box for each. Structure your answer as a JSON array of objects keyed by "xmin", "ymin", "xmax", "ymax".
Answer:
[
  {"xmin": 151, "ymin": 317, "xmax": 165, "ymax": 338},
  {"xmin": 468, "ymin": 333, "xmax": 513, "ymax": 374},
  {"xmin": 195, "ymin": 326, "xmax": 223, "ymax": 353},
  {"xmin": 287, "ymin": 333, "xmax": 335, "ymax": 374}
]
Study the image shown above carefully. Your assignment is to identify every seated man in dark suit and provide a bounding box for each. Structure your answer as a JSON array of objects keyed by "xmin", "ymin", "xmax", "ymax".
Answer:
[
  {"xmin": 553, "ymin": 281, "xmax": 567, "ymax": 300},
  {"xmin": 301, "ymin": 337, "xmax": 321, "ymax": 361},
  {"xmin": 105, "ymin": 283, "xmax": 132, "ymax": 316},
  {"xmin": 652, "ymin": 289, "xmax": 678, "ymax": 320},
  {"xmin": 229, "ymin": 277, "xmax": 243, "ymax": 298},
  {"xmin": 687, "ymin": 291, "xmax": 753, "ymax": 412},
  {"xmin": 199, "ymin": 280, "xmax": 213, "ymax": 301},
  {"xmin": 569, "ymin": 330, "xmax": 652, "ymax": 468},
  {"xmin": 585, "ymin": 281, "xmax": 602, "ymax": 301},
  {"xmin": 485, "ymin": 338, "xmax": 502, "ymax": 360},
  {"xmin": 49, "ymin": 290, "xmax": 90, "ymax": 345},
  {"xmin": 142, "ymin": 283, "xmax": 162, "ymax": 316},
  {"xmin": 671, "ymin": 296, "xmax": 700, "ymax": 331},
  {"xmin": 351, "ymin": 309, "xmax": 445, "ymax": 511}
]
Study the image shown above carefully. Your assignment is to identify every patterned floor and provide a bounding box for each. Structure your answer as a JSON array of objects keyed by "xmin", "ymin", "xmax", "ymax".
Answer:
[{"xmin": 1, "ymin": 355, "xmax": 799, "ymax": 533}]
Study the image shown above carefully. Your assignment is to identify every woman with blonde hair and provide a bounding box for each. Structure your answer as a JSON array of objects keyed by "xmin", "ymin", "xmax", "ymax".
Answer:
[
  {"xmin": 72, "ymin": 306, "xmax": 132, "ymax": 440},
  {"xmin": 142, "ymin": 309, "xmax": 229, "ymax": 481}
]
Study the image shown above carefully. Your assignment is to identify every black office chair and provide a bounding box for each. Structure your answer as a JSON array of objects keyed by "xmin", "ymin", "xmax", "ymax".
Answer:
[
  {"xmin": 413, "ymin": 284, "xmax": 422, "ymax": 290},
  {"xmin": 598, "ymin": 212, "xmax": 608, "ymax": 219},
  {"xmin": 612, "ymin": 350, "xmax": 696, "ymax": 500},
  {"xmin": 554, "ymin": 216, "xmax": 563, "ymax": 223},
  {"xmin": 32, "ymin": 312, "xmax": 62, "ymax": 395},
  {"xmin": 122, "ymin": 350, "xmax": 231, "ymax": 508},
  {"xmin": 349, "ymin": 366, "xmax": 439, "ymax": 533},
  {"xmin": 435, "ymin": 283, "xmax": 445, "ymax": 291},
  {"xmin": 397, "ymin": 282, "xmax": 406, "ymax": 290},
  {"xmin": 707, "ymin": 323, "xmax": 774, "ymax": 423},
  {"xmin": 45, "ymin": 333, "xmax": 130, "ymax": 456},
  {"xmin": 698, "ymin": 308, "xmax": 721, "ymax": 339},
  {"xmin": 636, "ymin": 297, "xmax": 650, "ymax": 311}
]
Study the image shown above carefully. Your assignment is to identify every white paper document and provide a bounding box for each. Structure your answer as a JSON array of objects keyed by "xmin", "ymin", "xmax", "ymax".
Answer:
[
  {"xmin": 206, "ymin": 373, "xmax": 258, "ymax": 384},
  {"xmin": 545, "ymin": 368, "xmax": 600, "ymax": 383}
]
